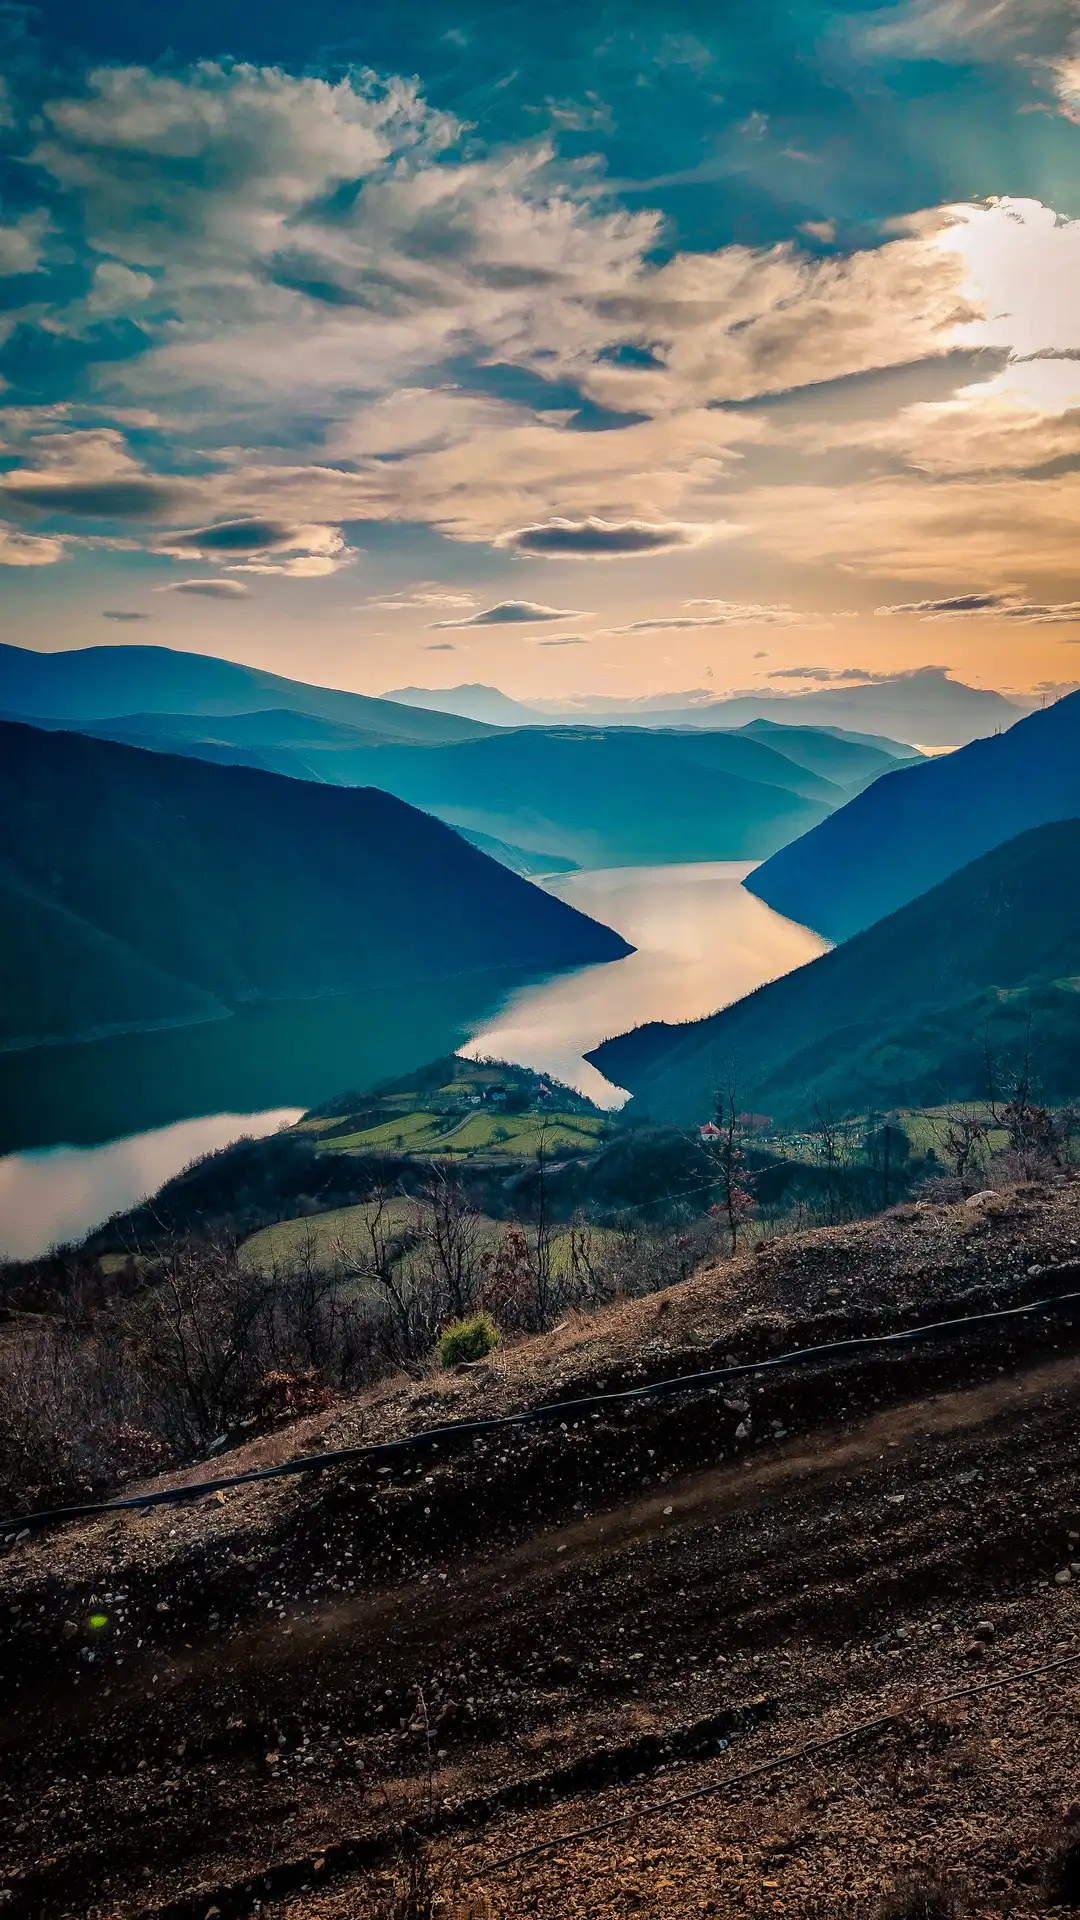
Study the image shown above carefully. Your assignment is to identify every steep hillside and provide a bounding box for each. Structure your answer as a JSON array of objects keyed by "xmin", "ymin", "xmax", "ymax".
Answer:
[
  {"xmin": 736, "ymin": 718, "xmax": 919, "ymax": 791},
  {"xmin": 589, "ymin": 820, "xmax": 1080, "ymax": 1122},
  {"xmin": 19, "ymin": 711, "xmax": 858, "ymax": 867},
  {"xmin": 746, "ymin": 689, "xmax": 1080, "ymax": 940},
  {"xmin": 0, "ymin": 642, "xmax": 494, "ymax": 744},
  {"xmin": 0, "ymin": 721, "xmax": 631, "ymax": 1053},
  {"xmin": 18, "ymin": 691, "xmax": 926, "ymax": 871},
  {"xmin": 328, "ymin": 726, "xmax": 842, "ymax": 866}
]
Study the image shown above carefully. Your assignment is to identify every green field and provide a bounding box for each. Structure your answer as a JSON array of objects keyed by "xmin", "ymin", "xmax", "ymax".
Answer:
[
  {"xmin": 292, "ymin": 1054, "xmax": 608, "ymax": 1165},
  {"xmin": 322, "ymin": 1108, "xmax": 606, "ymax": 1160},
  {"xmin": 240, "ymin": 1199, "xmax": 614, "ymax": 1279},
  {"xmin": 239, "ymin": 1198, "xmax": 413, "ymax": 1273}
]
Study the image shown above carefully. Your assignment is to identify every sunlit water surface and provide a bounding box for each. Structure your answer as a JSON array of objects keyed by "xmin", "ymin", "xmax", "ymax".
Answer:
[
  {"xmin": 462, "ymin": 861, "xmax": 828, "ymax": 1104},
  {"xmin": 0, "ymin": 862, "xmax": 826, "ymax": 1257}
]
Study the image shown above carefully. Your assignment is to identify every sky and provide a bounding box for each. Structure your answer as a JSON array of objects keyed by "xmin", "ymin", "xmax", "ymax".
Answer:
[{"xmin": 2, "ymin": 0, "xmax": 1080, "ymax": 704}]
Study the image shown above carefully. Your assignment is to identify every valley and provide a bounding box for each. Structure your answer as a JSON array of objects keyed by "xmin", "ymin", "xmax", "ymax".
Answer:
[
  {"xmin": 1, "ymin": 653, "xmax": 1078, "ymax": 1920},
  {"xmin": 5, "ymin": 6, "xmax": 1080, "ymax": 1912}
]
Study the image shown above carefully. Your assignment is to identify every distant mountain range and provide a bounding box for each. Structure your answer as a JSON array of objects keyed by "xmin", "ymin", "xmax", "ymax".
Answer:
[
  {"xmin": 588, "ymin": 820, "xmax": 1080, "ymax": 1122},
  {"xmin": 0, "ymin": 721, "xmax": 631, "ymax": 1054},
  {"xmin": 0, "ymin": 642, "xmax": 494, "ymax": 745},
  {"xmin": 746, "ymin": 689, "xmax": 1080, "ymax": 940},
  {"xmin": 23, "ymin": 706, "xmax": 917, "ymax": 869},
  {"xmin": 383, "ymin": 668, "xmax": 1026, "ymax": 747}
]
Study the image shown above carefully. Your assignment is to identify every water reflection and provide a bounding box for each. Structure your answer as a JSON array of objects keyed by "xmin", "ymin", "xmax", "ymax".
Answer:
[
  {"xmin": 0, "ymin": 971, "xmax": 537, "ymax": 1257},
  {"xmin": 0, "ymin": 864, "xmax": 827, "ymax": 1255},
  {"xmin": 0, "ymin": 1111, "xmax": 302, "ymax": 1261},
  {"xmin": 462, "ymin": 862, "xmax": 828, "ymax": 1105},
  {"xmin": 0, "ymin": 973, "xmax": 533, "ymax": 1157}
]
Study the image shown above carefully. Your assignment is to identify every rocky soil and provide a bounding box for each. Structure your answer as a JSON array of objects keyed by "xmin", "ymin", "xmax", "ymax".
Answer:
[{"xmin": 2, "ymin": 1179, "xmax": 1080, "ymax": 1918}]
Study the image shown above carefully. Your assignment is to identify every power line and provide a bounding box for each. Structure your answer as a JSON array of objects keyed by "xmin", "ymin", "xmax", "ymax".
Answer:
[{"xmin": 4, "ymin": 1280, "xmax": 1078, "ymax": 1538}]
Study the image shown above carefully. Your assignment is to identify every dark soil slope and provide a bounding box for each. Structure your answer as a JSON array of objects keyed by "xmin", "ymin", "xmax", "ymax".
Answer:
[{"xmin": 3, "ymin": 1181, "xmax": 1080, "ymax": 1918}]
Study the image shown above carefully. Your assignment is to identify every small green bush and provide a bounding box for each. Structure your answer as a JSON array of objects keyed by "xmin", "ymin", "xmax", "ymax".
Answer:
[{"xmin": 439, "ymin": 1313, "xmax": 499, "ymax": 1367}]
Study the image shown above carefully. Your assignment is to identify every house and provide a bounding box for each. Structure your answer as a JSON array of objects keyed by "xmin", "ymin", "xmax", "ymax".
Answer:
[{"xmin": 699, "ymin": 1122, "xmax": 722, "ymax": 1141}]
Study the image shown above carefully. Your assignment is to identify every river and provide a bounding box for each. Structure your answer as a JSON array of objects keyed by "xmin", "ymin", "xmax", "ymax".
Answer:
[{"xmin": 0, "ymin": 862, "xmax": 826, "ymax": 1258}]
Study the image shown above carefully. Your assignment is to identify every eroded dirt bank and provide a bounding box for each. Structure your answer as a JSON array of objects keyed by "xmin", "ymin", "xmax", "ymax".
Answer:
[{"xmin": 2, "ymin": 1182, "xmax": 1080, "ymax": 1917}]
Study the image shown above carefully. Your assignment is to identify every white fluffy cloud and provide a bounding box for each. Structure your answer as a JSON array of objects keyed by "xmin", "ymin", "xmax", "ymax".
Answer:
[{"xmin": 5, "ymin": 58, "xmax": 1080, "ymax": 597}]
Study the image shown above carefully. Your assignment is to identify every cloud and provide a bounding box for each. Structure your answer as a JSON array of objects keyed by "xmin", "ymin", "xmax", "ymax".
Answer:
[
  {"xmin": 0, "ymin": 211, "xmax": 50, "ymax": 276},
  {"xmin": 535, "ymin": 635, "xmax": 590, "ymax": 646},
  {"xmin": 0, "ymin": 475, "xmax": 187, "ymax": 518},
  {"xmin": 160, "ymin": 517, "xmax": 326, "ymax": 555},
  {"xmin": 768, "ymin": 664, "xmax": 905, "ymax": 682},
  {"xmin": 6, "ymin": 55, "xmax": 1080, "ymax": 598},
  {"xmin": 0, "ymin": 528, "xmax": 67, "ymax": 565},
  {"xmin": 423, "ymin": 641, "xmax": 458, "ymax": 650},
  {"xmin": 735, "ymin": 470, "xmax": 1080, "ymax": 586},
  {"xmin": 363, "ymin": 587, "xmax": 477, "ymax": 612},
  {"xmin": 158, "ymin": 517, "xmax": 352, "ymax": 576},
  {"xmin": 86, "ymin": 260, "xmax": 155, "ymax": 313},
  {"xmin": 102, "ymin": 609, "xmax": 151, "ymax": 620},
  {"xmin": 1053, "ymin": 43, "xmax": 1080, "ymax": 117},
  {"xmin": 10, "ymin": 61, "xmax": 997, "ymax": 548},
  {"xmin": 156, "ymin": 578, "xmax": 251, "ymax": 599},
  {"xmin": 0, "ymin": 428, "xmax": 198, "ymax": 521},
  {"xmin": 606, "ymin": 599, "xmax": 811, "ymax": 632},
  {"xmin": 431, "ymin": 599, "xmax": 585, "ymax": 628},
  {"xmin": 875, "ymin": 592, "xmax": 1080, "ymax": 621},
  {"xmin": 799, "ymin": 219, "xmax": 836, "ymax": 244},
  {"xmin": 855, "ymin": 0, "xmax": 1062, "ymax": 58},
  {"xmin": 497, "ymin": 517, "xmax": 714, "ymax": 557},
  {"xmin": 875, "ymin": 592, "xmax": 1007, "ymax": 615}
]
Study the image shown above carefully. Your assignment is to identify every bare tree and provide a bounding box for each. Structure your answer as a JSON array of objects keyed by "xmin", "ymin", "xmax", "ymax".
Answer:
[
  {"xmin": 336, "ymin": 1186, "xmax": 426, "ymax": 1370},
  {"xmin": 408, "ymin": 1167, "xmax": 484, "ymax": 1322},
  {"xmin": 124, "ymin": 1236, "xmax": 273, "ymax": 1454},
  {"xmin": 709, "ymin": 1066, "xmax": 757, "ymax": 1253},
  {"xmin": 931, "ymin": 1106, "xmax": 987, "ymax": 1186}
]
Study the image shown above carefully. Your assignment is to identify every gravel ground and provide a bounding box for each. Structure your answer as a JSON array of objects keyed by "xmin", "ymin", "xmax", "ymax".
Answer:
[{"xmin": 2, "ymin": 1177, "xmax": 1079, "ymax": 1918}]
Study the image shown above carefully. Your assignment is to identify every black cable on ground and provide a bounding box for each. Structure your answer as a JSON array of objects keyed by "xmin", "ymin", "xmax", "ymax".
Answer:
[
  {"xmin": 3, "ymin": 1281, "xmax": 1079, "ymax": 1537},
  {"xmin": 464, "ymin": 1650, "xmax": 1080, "ymax": 1881}
]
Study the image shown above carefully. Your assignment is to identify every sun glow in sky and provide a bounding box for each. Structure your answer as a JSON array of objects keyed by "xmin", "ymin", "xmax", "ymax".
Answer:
[{"xmin": 2, "ymin": 0, "xmax": 1080, "ymax": 702}]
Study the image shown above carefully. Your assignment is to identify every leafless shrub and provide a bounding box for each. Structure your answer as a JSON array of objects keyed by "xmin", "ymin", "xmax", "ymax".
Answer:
[
  {"xmin": 122, "ymin": 1237, "xmax": 274, "ymax": 1455},
  {"xmin": 0, "ymin": 1310, "xmax": 147, "ymax": 1510}
]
